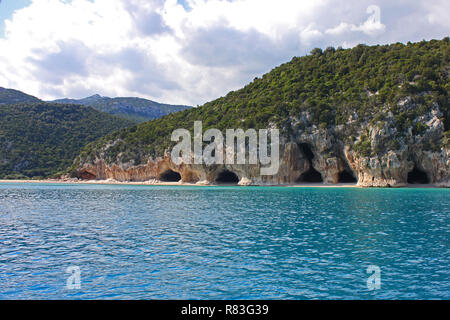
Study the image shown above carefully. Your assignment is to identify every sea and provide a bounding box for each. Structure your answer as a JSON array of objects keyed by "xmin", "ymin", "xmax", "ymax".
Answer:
[{"xmin": 0, "ymin": 183, "xmax": 448, "ymax": 299}]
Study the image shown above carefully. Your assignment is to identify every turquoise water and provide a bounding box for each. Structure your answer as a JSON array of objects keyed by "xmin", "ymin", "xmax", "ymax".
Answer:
[{"xmin": 0, "ymin": 183, "xmax": 448, "ymax": 300}]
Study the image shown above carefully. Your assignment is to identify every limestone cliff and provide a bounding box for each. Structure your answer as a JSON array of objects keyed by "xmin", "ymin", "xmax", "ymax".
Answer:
[
  {"xmin": 71, "ymin": 39, "xmax": 449, "ymax": 187},
  {"xmin": 74, "ymin": 103, "xmax": 449, "ymax": 187}
]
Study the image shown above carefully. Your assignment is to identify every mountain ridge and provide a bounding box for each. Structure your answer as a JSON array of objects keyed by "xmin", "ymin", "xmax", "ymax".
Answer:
[
  {"xmin": 0, "ymin": 87, "xmax": 41, "ymax": 104},
  {"xmin": 0, "ymin": 86, "xmax": 193, "ymax": 123},
  {"xmin": 50, "ymin": 94, "xmax": 192, "ymax": 122}
]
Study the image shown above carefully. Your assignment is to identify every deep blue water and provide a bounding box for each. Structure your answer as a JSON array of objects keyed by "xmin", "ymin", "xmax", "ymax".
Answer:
[{"xmin": 0, "ymin": 183, "xmax": 448, "ymax": 300}]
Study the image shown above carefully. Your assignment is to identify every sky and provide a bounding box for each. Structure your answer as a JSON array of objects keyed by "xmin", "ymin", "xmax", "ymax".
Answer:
[
  {"xmin": 0, "ymin": 0, "xmax": 30, "ymax": 35},
  {"xmin": 0, "ymin": 0, "xmax": 448, "ymax": 106}
]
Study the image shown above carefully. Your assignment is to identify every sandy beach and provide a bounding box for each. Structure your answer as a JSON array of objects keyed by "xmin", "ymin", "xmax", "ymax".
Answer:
[{"xmin": 0, "ymin": 179, "xmax": 443, "ymax": 188}]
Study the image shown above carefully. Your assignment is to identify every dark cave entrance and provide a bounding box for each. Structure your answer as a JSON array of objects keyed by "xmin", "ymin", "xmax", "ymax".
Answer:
[
  {"xmin": 407, "ymin": 167, "xmax": 429, "ymax": 184},
  {"xmin": 216, "ymin": 170, "xmax": 239, "ymax": 184},
  {"xmin": 296, "ymin": 143, "xmax": 323, "ymax": 183},
  {"xmin": 78, "ymin": 171, "xmax": 96, "ymax": 180},
  {"xmin": 159, "ymin": 169, "xmax": 182, "ymax": 182},
  {"xmin": 298, "ymin": 168, "xmax": 323, "ymax": 183},
  {"xmin": 338, "ymin": 170, "xmax": 357, "ymax": 183}
]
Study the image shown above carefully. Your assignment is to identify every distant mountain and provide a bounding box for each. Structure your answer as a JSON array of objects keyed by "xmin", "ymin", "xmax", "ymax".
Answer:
[
  {"xmin": 0, "ymin": 87, "xmax": 191, "ymax": 122},
  {"xmin": 0, "ymin": 102, "xmax": 134, "ymax": 179},
  {"xmin": 51, "ymin": 94, "xmax": 192, "ymax": 122},
  {"xmin": 0, "ymin": 87, "xmax": 41, "ymax": 104}
]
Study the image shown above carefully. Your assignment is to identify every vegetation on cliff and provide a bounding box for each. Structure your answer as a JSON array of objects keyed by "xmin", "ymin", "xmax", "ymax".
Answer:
[
  {"xmin": 75, "ymin": 38, "xmax": 449, "ymax": 171},
  {"xmin": 0, "ymin": 103, "xmax": 134, "ymax": 179}
]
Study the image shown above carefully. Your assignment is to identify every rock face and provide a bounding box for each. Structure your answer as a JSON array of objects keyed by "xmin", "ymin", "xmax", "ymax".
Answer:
[
  {"xmin": 75, "ymin": 104, "xmax": 449, "ymax": 187},
  {"xmin": 76, "ymin": 142, "xmax": 310, "ymax": 185}
]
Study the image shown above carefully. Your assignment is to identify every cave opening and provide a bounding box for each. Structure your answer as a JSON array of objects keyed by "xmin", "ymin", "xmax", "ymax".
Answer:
[
  {"xmin": 79, "ymin": 171, "xmax": 96, "ymax": 180},
  {"xmin": 297, "ymin": 168, "xmax": 323, "ymax": 183},
  {"xmin": 338, "ymin": 170, "xmax": 357, "ymax": 183},
  {"xmin": 159, "ymin": 169, "xmax": 182, "ymax": 182},
  {"xmin": 407, "ymin": 167, "xmax": 429, "ymax": 184},
  {"xmin": 216, "ymin": 170, "xmax": 239, "ymax": 184},
  {"xmin": 297, "ymin": 143, "xmax": 323, "ymax": 183},
  {"xmin": 299, "ymin": 143, "xmax": 315, "ymax": 160}
]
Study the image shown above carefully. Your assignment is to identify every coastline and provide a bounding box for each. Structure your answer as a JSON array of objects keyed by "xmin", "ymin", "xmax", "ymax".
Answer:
[{"xmin": 0, "ymin": 179, "xmax": 444, "ymax": 188}]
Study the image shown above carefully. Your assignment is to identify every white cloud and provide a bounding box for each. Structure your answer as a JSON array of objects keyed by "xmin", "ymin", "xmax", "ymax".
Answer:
[
  {"xmin": 0, "ymin": 0, "xmax": 448, "ymax": 105},
  {"xmin": 300, "ymin": 24, "xmax": 323, "ymax": 45}
]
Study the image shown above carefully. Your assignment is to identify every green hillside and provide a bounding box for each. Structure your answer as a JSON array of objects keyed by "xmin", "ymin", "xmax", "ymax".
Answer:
[
  {"xmin": 0, "ymin": 103, "xmax": 134, "ymax": 179},
  {"xmin": 75, "ymin": 38, "xmax": 449, "ymax": 169}
]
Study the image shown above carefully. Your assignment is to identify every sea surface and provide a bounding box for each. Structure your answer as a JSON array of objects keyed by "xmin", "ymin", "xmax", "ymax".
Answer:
[{"xmin": 0, "ymin": 183, "xmax": 448, "ymax": 300}]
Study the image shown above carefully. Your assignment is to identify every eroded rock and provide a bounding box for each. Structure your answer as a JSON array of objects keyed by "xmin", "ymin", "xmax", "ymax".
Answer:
[{"xmin": 74, "ymin": 107, "xmax": 449, "ymax": 187}]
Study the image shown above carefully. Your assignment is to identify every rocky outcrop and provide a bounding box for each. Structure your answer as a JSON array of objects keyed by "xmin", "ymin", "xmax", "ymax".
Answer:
[
  {"xmin": 76, "ymin": 142, "xmax": 310, "ymax": 185},
  {"xmin": 74, "ymin": 103, "xmax": 449, "ymax": 188},
  {"xmin": 346, "ymin": 150, "xmax": 410, "ymax": 187}
]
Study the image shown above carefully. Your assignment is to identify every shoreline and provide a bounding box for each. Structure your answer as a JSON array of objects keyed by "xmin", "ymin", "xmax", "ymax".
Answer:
[{"xmin": 0, "ymin": 179, "xmax": 444, "ymax": 189}]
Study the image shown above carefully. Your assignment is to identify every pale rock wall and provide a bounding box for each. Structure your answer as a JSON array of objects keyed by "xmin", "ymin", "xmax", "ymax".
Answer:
[{"xmin": 74, "ymin": 106, "xmax": 449, "ymax": 187}]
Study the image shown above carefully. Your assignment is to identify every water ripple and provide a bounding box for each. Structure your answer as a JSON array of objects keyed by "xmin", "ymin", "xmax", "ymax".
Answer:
[{"xmin": 0, "ymin": 184, "xmax": 448, "ymax": 299}]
